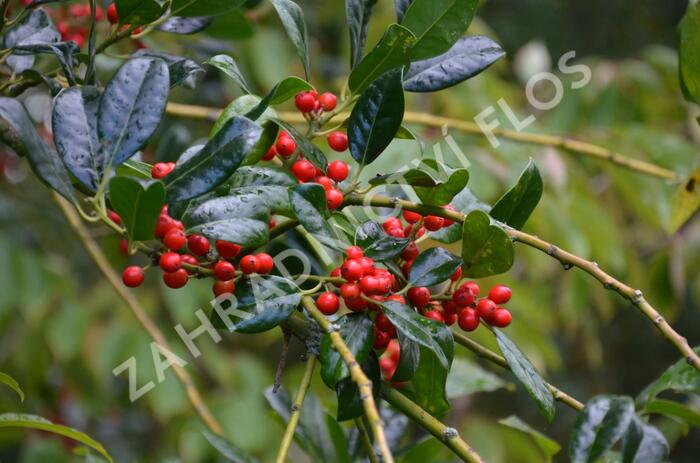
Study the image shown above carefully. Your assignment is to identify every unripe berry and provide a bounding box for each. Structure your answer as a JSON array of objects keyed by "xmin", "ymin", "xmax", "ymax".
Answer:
[
  {"xmin": 107, "ymin": 3, "xmax": 118, "ymax": 24},
  {"xmin": 476, "ymin": 298, "xmax": 497, "ymax": 321},
  {"xmin": 341, "ymin": 259, "xmax": 363, "ymax": 282},
  {"xmin": 326, "ymin": 188, "xmax": 343, "ymax": 210},
  {"xmin": 291, "ymin": 159, "xmax": 316, "ymax": 182},
  {"xmin": 187, "ymin": 234, "xmax": 210, "ymax": 256},
  {"xmin": 425, "ymin": 310, "xmax": 445, "ymax": 323},
  {"xmin": 159, "ymin": 252, "xmax": 182, "ymax": 273},
  {"xmin": 407, "ymin": 287, "xmax": 430, "ymax": 309},
  {"xmin": 294, "ymin": 92, "xmax": 317, "ymax": 113},
  {"xmin": 276, "ymin": 136, "xmax": 296, "ymax": 157},
  {"xmin": 256, "ymin": 253, "xmax": 274, "ymax": 274},
  {"xmin": 213, "ymin": 279, "xmax": 235, "ymax": 296},
  {"xmin": 122, "ymin": 266, "xmax": 144, "ymax": 287},
  {"xmin": 424, "ymin": 215, "xmax": 444, "ymax": 231},
  {"xmin": 163, "ymin": 229, "xmax": 186, "ymax": 250},
  {"xmin": 402, "ymin": 210, "xmax": 421, "ymax": 224},
  {"xmin": 163, "ymin": 268, "xmax": 188, "ymax": 288},
  {"xmin": 400, "ymin": 242, "xmax": 419, "ymax": 261},
  {"xmin": 216, "ymin": 240, "xmax": 241, "ymax": 259},
  {"xmin": 488, "ymin": 285, "xmax": 512, "ymax": 304},
  {"xmin": 458, "ymin": 308, "xmax": 480, "ymax": 331},
  {"xmin": 327, "ymin": 131, "xmax": 348, "ymax": 152},
  {"xmin": 240, "ymin": 255, "xmax": 257, "ymax": 274},
  {"xmin": 327, "ymin": 160, "xmax": 349, "ymax": 182},
  {"xmin": 317, "ymin": 292, "xmax": 340, "ymax": 315},
  {"xmin": 214, "ymin": 261, "xmax": 235, "ymax": 281},
  {"xmin": 491, "ymin": 308, "xmax": 512, "ymax": 327},
  {"xmin": 318, "ymin": 92, "xmax": 337, "ymax": 111}
]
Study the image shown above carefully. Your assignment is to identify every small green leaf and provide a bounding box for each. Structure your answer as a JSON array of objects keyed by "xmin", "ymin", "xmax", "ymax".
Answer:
[
  {"xmin": 401, "ymin": 0, "xmax": 478, "ymax": 61},
  {"xmin": 117, "ymin": 159, "xmax": 153, "ymax": 179},
  {"xmin": 0, "ymin": 372, "xmax": 24, "ymax": 402},
  {"xmin": 490, "ymin": 159, "xmax": 543, "ymax": 230},
  {"xmin": 346, "ymin": 0, "xmax": 379, "ymax": 68},
  {"xmin": 621, "ymin": 416, "xmax": 669, "ymax": 463},
  {"xmin": 320, "ymin": 313, "xmax": 374, "ymax": 388},
  {"xmin": 569, "ymin": 395, "xmax": 635, "ymax": 463},
  {"xmin": 461, "ymin": 210, "xmax": 514, "ymax": 278},
  {"xmin": 446, "ymin": 357, "xmax": 510, "ymax": 398},
  {"xmin": 669, "ymin": 167, "xmax": 700, "ymax": 233},
  {"xmin": 170, "ymin": 0, "xmax": 244, "ymax": 17},
  {"xmin": 115, "ymin": 0, "xmax": 165, "ymax": 25},
  {"xmin": 211, "ymin": 276, "xmax": 300, "ymax": 333},
  {"xmin": 355, "ymin": 221, "xmax": 409, "ymax": 260},
  {"xmin": 642, "ymin": 399, "xmax": 700, "ymax": 428},
  {"xmin": 680, "ymin": 1, "xmax": 700, "ymax": 104},
  {"xmin": 494, "ymin": 329, "xmax": 555, "ymax": 422},
  {"xmin": 380, "ymin": 300, "xmax": 452, "ymax": 368},
  {"xmin": 290, "ymin": 183, "xmax": 344, "ymax": 250},
  {"xmin": 431, "ymin": 186, "xmax": 490, "ymax": 244},
  {"xmin": 408, "ymin": 247, "xmax": 462, "ymax": 287},
  {"xmin": 205, "ymin": 54, "xmax": 251, "ymax": 93},
  {"xmin": 348, "ymin": 68, "xmax": 405, "ymax": 166},
  {"xmin": 203, "ymin": 431, "xmax": 259, "ymax": 463},
  {"xmin": 165, "ymin": 116, "xmax": 263, "ymax": 202},
  {"xmin": 348, "ymin": 24, "xmax": 415, "ymax": 94},
  {"xmin": 109, "ymin": 176, "xmax": 165, "ymax": 242},
  {"xmin": 274, "ymin": 121, "xmax": 328, "ymax": 171},
  {"xmin": 636, "ymin": 346, "xmax": 700, "ymax": 406},
  {"xmin": 245, "ymin": 76, "xmax": 313, "ymax": 121},
  {"xmin": 270, "ymin": 0, "xmax": 310, "ymax": 79},
  {"xmin": 335, "ymin": 353, "xmax": 380, "ymax": 421},
  {"xmin": 499, "ymin": 416, "xmax": 561, "ymax": 462},
  {"xmin": 0, "ymin": 413, "xmax": 113, "ymax": 463}
]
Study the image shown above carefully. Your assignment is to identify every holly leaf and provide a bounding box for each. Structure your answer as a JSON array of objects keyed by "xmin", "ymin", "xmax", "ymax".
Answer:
[
  {"xmin": 109, "ymin": 176, "xmax": 165, "ymax": 242},
  {"xmin": 636, "ymin": 346, "xmax": 700, "ymax": 406},
  {"xmin": 395, "ymin": 0, "xmax": 412, "ymax": 22},
  {"xmin": 346, "ymin": 0, "xmax": 378, "ymax": 68},
  {"xmin": 205, "ymin": 54, "xmax": 251, "ymax": 94},
  {"xmin": 495, "ymin": 329, "xmax": 555, "ymax": 422},
  {"xmin": 290, "ymin": 183, "xmax": 344, "ymax": 250},
  {"xmin": 133, "ymin": 50, "xmax": 204, "ymax": 88},
  {"xmin": 499, "ymin": 416, "xmax": 561, "ymax": 462},
  {"xmin": 229, "ymin": 166, "xmax": 297, "ymax": 216},
  {"xmin": 680, "ymin": 0, "xmax": 700, "ymax": 104},
  {"xmin": 1, "ymin": 9, "xmax": 60, "ymax": 73},
  {"xmin": 447, "ymin": 358, "xmax": 510, "ymax": 398},
  {"xmin": 430, "ymin": 186, "xmax": 490, "ymax": 244},
  {"xmin": 348, "ymin": 69, "xmax": 405, "ymax": 166},
  {"xmin": 156, "ymin": 16, "xmax": 214, "ymax": 34},
  {"xmin": 408, "ymin": 247, "xmax": 461, "ymax": 287},
  {"xmin": 355, "ymin": 221, "xmax": 409, "ymax": 260},
  {"xmin": 461, "ymin": 210, "xmax": 514, "ymax": 278},
  {"xmin": 203, "ymin": 431, "xmax": 259, "ymax": 463},
  {"xmin": 320, "ymin": 313, "xmax": 374, "ymax": 388},
  {"xmin": 392, "ymin": 334, "xmax": 419, "ymax": 382},
  {"xmin": 274, "ymin": 121, "xmax": 328, "ymax": 171},
  {"xmin": 411, "ymin": 342, "xmax": 452, "ymax": 416},
  {"xmin": 403, "ymin": 36, "xmax": 504, "ymax": 92},
  {"xmin": 115, "ymin": 0, "xmax": 165, "ymax": 25},
  {"xmin": 569, "ymin": 395, "xmax": 635, "ymax": 463},
  {"xmin": 490, "ymin": 159, "xmax": 543, "ymax": 230},
  {"xmin": 621, "ymin": 416, "xmax": 669, "ymax": 463},
  {"xmin": 270, "ymin": 0, "xmax": 310, "ymax": 80}
]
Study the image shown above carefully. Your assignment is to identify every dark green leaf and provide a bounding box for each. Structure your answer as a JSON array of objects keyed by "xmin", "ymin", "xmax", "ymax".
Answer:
[
  {"xmin": 490, "ymin": 159, "xmax": 543, "ymax": 230},
  {"xmin": 324, "ymin": 413, "xmax": 351, "ymax": 463},
  {"xmin": 205, "ymin": 9, "xmax": 253, "ymax": 39},
  {"xmin": 245, "ymin": 76, "xmax": 312, "ymax": 121},
  {"xmin": 274, "ymin": 121, "xmax": 328, "ymax": 171},
  {"xmin": 430, "ymin": 186, "xmax": 490, "ymax": 244},
  {"xmin": 171, "ymin": 0, "xmax": 244, "ymax": 17},
  {"xmin": 401, "ymin": 0, "xmax": 478, "ymax": 61},
  {"xmin": 447, "ymin": 357, "xmax": 510, "ymax": 398},
  {"xmin": 230, "ymin": 165, "xmax": 296, "ymax": 215},
  {"xmin": 495, "ymin": 329, "xmax": 555, "ymax": 422},
  {"xmin": 211, "ymin": 96, "xmax": 276, "ymax": 138},
  {"xmin": 569, "ymin": 395, "xmax": 635, "ymax": 463},
  {"xmin": 156, "ymin": 16, "xmax": 213, "ymax": 34},
  {"xmin": 395, "ymin": 0, "xmax": 412, "ymax": 22},
  {"xmin": 165, "ymin": 116, "xmax": 263, "ymax": 202},
  {"xmin": 211, "ymin": 276, "xmax": 300, "ymax": 333},
  {"xmin": 373, "ymin": 160, "xmax": 469, "ymax": 206},
  {"xmin": 109, "ymin": 176, "xmax": 165, "ymax": 242},
  {"xmin": 270, "ymin": 0, "xmax": 310, "ymax": 79},
  {"xmin": 133, "ymin": 50, "xmax": 204, "ymax": 88},
  {"xmin": 182, "ymin": 193, "xmax": 270, "ymax": 247},
  {"xmin": 680, "ymin": 1, "xmax": 700, "ymax": 104},
  {"xmin": 355, "ymin": 221, "xmax": 409, "ymax": 260},
  {"xmin": 380, "ymin": 301, "xmax": 452, "ymax": 368},
  {"xmin": 1, "ymin": 9, "xmax": 60, "ymax": 73},
  {"xmin": 637, "ymin": 346, "xmax": 700, "ymax": 406},
  {"xmin": 621, "ymin": 417, "xmax": 669, "ymax": 463},
  {"xmin": 403, "ymin": 36, "xmax": 504, "ymax": 92},
  {"xmin": 392, "ymin": 333, "xmax": 419, "ymax": 382},
  {"xmin": 0, "ymin": 97, "xmax": 75, "ymax": 201},
  {"xmin": 348, "ymin": 69, "xmax": 405, "ymax": 166},
  {"xmin": 461, "ymin": 209, "xmax": 514, "ymax": 278},
  {"xmin": 412, "ymin": 345, "xmax": 451, "ymax": 415},
  {"xmin": 98, "ymin": 57, "xmax": 170, "ymax": 166},
  {"xmin": 203, "ymin": 431, "xmax": 259, "ymax": 463},
  {"xmin": 336, "ymin": 353, "xmax": 380, "ymax": 421},
  {"xmin": 290, "ymin": 183, "xmax": 344, "ymax": 250},
  {"xmin": 346, "ymin": 0, "xmax": 378, "ymax": 68},
  {"xmin": 52, "ymin": 86, "xmax": 102, "ymax": 190},
  {"xmin": 348, "ymin": 24, "xmax": 415, "ymax": 94},
  {"xmin": 0, "ymin": 372, "xmax": 24, "ymax": 402},
  {"xmin": 117, "ymin": 159, "xmax": 153, "ymax": 179},
  {"xmin": 205, "ymin": 54, "xmax": 251, "ymax": 93},
  {"xmin": 320, "ymin": 313, "xmax": 374, "ymax": 388},
  {"xmin": 408, "ymin": 247, "xmax": 462, "ymax": 287},
  {"xmin": 642, "ymin": 399, "xmax": 700, "ymax": 428},
  {"xmin": 115, "ymin": 0, "xmax": 165, "ymax": 25},
  {"xmin": 331, "ymin": 212, "xmax": 359, "ymax": 241},
  {"xmin": 498, "ymin": 416, "xmax": 561, "ymax": 461},
  {"xmin": 0, "ymin": 414, "xmax": 113, "ymax": 463}
]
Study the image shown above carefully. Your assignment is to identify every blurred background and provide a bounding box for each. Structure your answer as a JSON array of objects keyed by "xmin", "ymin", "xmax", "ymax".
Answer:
[{"xmin": 1, "ymin": 0, "xmax": 699, "ymax": 461}]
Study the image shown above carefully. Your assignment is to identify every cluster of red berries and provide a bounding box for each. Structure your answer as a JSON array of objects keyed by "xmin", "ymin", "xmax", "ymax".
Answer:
[{"xmin": 293, "ymin": 90, "xmax": 349, "ymax": 153}]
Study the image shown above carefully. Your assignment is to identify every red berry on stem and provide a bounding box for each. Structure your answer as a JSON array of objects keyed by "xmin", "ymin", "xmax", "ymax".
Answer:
[
  {"xmin": 442, "ymin": 205, "xmax": 456, "ymax": 226},
  {"xmin": 151, "ymin": 162, "xmax": 170, "ymax": 179},
  {"xmin": 386, "ymin": 227, "xmax": 405, "ymax": 238},
  {"xmin": 213, "ymin": 279, "xmax": 235, "ymax": 296},
  {"xmin": 360, "ymin": 276, "xmax": 380, "ymax": 295},
  {"xmin": 240, "ymin": 255, "xmax": 257, "ymax": 274},
  {"xmin": 458, "ymin": 308, "xmax": 480, "ymax": 331},
  {"xmin": 291, "ymin": 159, "xmax": 316, "ymax": 182},
  {"xmin": 425, "ymin": 310, "xmax": 445, "ymax": 323},
  {"xmin": 407, "ymin": 287, "xmax": 430, "ymax": 309},
  {"xmin": 451, "ymin": 267, "xmax": 462, "ymax": 282},
  {"xmin": 318, "ymin": 92, "xmax": 337, "ymax": 111},
  {"xmin": 464, "ymin": 281, "xmax": 480, "ymax": 297},
  {"xmin": 341, "ymin": 259, "xmax": 364, "ymax": 282},
  {"xmin": 444, "ymin": 311, "xmax": 458, "ymax": 326},
  {"xmin": 491, "ymin": 308, "xmax": 512, "ymax": 327},
  {"xmin": 400, "ymin": 242, "xmax": 419, "ymax": 261},
  {"xmin": 262, "ymin": 145, "xmax": 277, "ymax": 161},
  {"xmin": 326, "ymin": 189, "xmax": 343, "ymax": 209},
  {"xmin": 373, "ymin": 329, "xmax": 391, "ymax": 349},
  {"xmin": 453, "ymin": 287, "xmax": 475, "ymax": 308},
  {"xmin": 317, "ymin": 292, "xmax": 340, "ymax": 315},
  {"xmin": 424, "ymin": 215, "xmax": 444, "ymax": 231},
  {"xmin": 375, "ymin": 312, "xmax": 394, "ymax": 333},
  {"xmin": 163, "ymin": 229, "xmax": 186, "ymax": 250},
  {"xmin": 386, "ymin": 294, "xmax": 406, "ymax": 304},
  {"xmin": 107, "ymin": 210, "xmax": 122, "ymax": 225},
  {"xmin": 402, "ymin": 210, "xmax": 421, "ymax": 224},
  {"xmin": 159, "ymin": 252, "xmax": 182, "ymax": 273},
  {"xmin": 187, "ymin": 234, "xmax": 210, "ymax": 256},
  {"xmin": 214, "ymin": 261, "xmax": 235, "ymax": 280},
  {"xmin": 181, "ymin": 254, "xmax": 199, "ymax": 274},
  {"xmin": 383, "ymin": 217, "xmax": 402, "ymax": 232},
  {"xmin": 345, "ymin": 296, "xmax": 367, "ymax": 312},
  {"xmin": 256, "ymin": 253, "xmax": 274, "ymax": 274},
  {"xmin": 118, "ymin": 239, "xmax": 129, "ymax": 255},
  {"xmin": 359, "ymin": 257, "xmax": 375, "ymax": 275},
  {"xmin": 276, "ymin": 136, "xmax": 296, "ymax": 157},
  {"xmin": 488, "ymin": 285, "xmax": 512, "ymax": 304},
  {"xmin": 315, "ymin": 176, "xmax": 333, "ymax": 190},
  {"xmin": 163, "ymin": 268, "xmax": 188, "ymax": 289},
  {"xmin": 476, "ymin": 298, "xmax": 497, "ymax": 321},
  {"xmin": 294, "ymin": 92, "xmax": 317, "ymax": 113},
  {"xmin": 327, "ymin": 131, "xmax": 348, "ymax": 151},
  {"xmin": 122, "ymin": 266, "xmax": 144, "ymax": 287},
  {"xmin": 327, "ymin": 160, "xmax": 349, "ymax": 182},
  {"xmin": 107, "ymin": 3, "xmax": 118, "ymax": 24},
  {"xmin": 216, "ymin": 240, "xmax": 241, "ymax": 259},
  {"xmin": 346, "ymin": 246, "xmax": 363, "ymax": 259},
  {"xmin": 340, "ymin": 282, "xmax": 361, "ymax": 300}
]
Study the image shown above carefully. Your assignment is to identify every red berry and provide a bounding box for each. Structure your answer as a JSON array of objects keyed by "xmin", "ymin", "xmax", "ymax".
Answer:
[
  {"xmin": 444, "ymin": 311, "xmax": 458, "ymax": 325},
  {"xmin": 404, "ymin": 224, "xmax": 425, "ymax": 238},
  {"xmin": 318, "ymin": 92, "xmax": 337, "ymax": 111},
  {"xmin": 373, "ymin": 328, "xmax": 391, "ymax": 349},
  {"xmin": 118, "ymin": 239, "xmax": 129, "ymax": 255},
  {"xmin": 345, "ymin": 296, "xmax": 367, "ymax": 312},
  {"xmin": 159, "ymin": 252, "xmax": 182, "ymax": 273},
  {"xmin": 69, "ymin": 33, "xmax": 85, "ymax": 48},
  {"xmin": 359, "ymin": 257, "xmax": 375, "ymax": 275},
  {"xmin": 155, "ymin": 216, "xmax": 174, "ymax": 239},
  {"xmin": 383, "ymin": 217, "xmax": 402, "ymax": 232},
  {"xmin": 340, "ymin": 282, "xmax": 361, "ymax": 300},
  {"xmin": 326, "ymin": 189, "xmax": 343, "ymax": 210},
  {"xmin": 107, "ymin": 3, "xmax": 118, "ymax": 24},
  {"xmin": 216, "ymin": 240, "xmax": 241, "ymax": 259},
  {"xmin": 407, "ymin": 287, "xmax": 430, "ymax": 309},
  {"xmin": 187, "ymin": 234, "xmax": 210, "ymax": 256},
  {"xmin": 107, "ymin": 210, "xmax": 122, "ymax": 225},
  {"xmin": 291, "ymin": 159, "xmax": 316, "ymax": 182},
  {"xmin": 341, "ymin": 259, "xmax": 364, "ymax": 282},
  {"xmin": 163, "ymin": 229, "xmax": 186, "ymax": 250},
  {"xmin": 424, "ymin": 215, "xmax": 444, "ymax": 231},
  {"xmin": 163, "ymin": 268, "xmax": 188, "ymax": 289},
  {"xmin": 345, "ymin": 246, "xmax": 363, "ymax": 260},
  {"xmin": 386, "ymin": 227, "xmax": 405, "ymax": 238},
  {"xmin": 476, "ymin": 298, "xmax": 497, "ymax": 321},
  {"xmin": 181, "ymin": 254, "xmax": 199, "ymax": 274},
  {"xmin": 330, "ymin": 267, "xmax": 343, "ymax": 287},
  {"xmin": 263, "ymin": 145, "xmax": 277, "ymax": 161},
  {"xmin": 376, "ymin": 276, "xmax": 392, "ymax": 294},
  {"xmin": 402, "ymin": 210, "xmax": 421, "ymax": 224},
  {"xmin": 327, "ymin": 160, "xmax": 349, "ymax": 182},
  {"xmin": 256, "ymin": 253, "xmax": 274, "ymax": 274},
  {"xmin": 315, "ymin": 176, "xmax": 333, "ymax": 190},
  {"xmin": 443, "ymin": 300, "xmax": 458, "ymax": 315},
  {"xmin": 240, "ymin": 255, "xmax": 257, "ymax": 274},
  {"xmin": 276, "ymin": 136, "xmax": 296, "ymax": 157},
  {"xmin": 453, "ymin": 287, "xmax": 475, "ymax": 308},
  {"xmin": 213, "ymin": 279, "xmax": 235, "ymax": 296},
  {"xmin": 294, "ymin": 92, "xmax": 317, "ymax": 113},
  {"xmin": 386, "ymin": 294, "xmax": 406, "ymax": 304},
  {"xmin": 214, "ymin": 261, "xmax": 236, "ymax": 281},
  {"xmin": 122, "ymin": 266, "xmax": 144, "ymax": 287},
  {"xmin": 317, "ymin": 292, "xmax": 340, "ymax": 315},
  {"xmin": 491, "ymin": 308, "xmax": 512, "ymax": 328},
  {"xmin": 360, "ymin": 276, "xmax": 380, "ymax": 295},
  {"xmin": 151, "ymin": 162, "xmax": 171, "ymax": 179},
  {"xmin": 464, "ymin": 281, "xmax": 480, "ymax": 297},
  {"xmin": 488, "ymin": 285, "xmax": 512, "ymax": 304},
  {"xmin": 379, "ymin": 356, "xmax": 397, "ymax": 380},
  {"xmin": 402, "ymin": 260, "xmax": 413, "ymax": 276},
  {"xmin": 375, "ymin": 313, "xmax": 394, "ymax": 333},
  {"xmin": 451, "ymin": 267, "xmax": 462, "ymax": 282},
  {"xmin": 327, "ymin": 131, "xmax": 348, "ymax": 152},
  {"xmin": 458, "ymin": 308, "xmax": 480, "ymax": 331},
  {"xmin": 442, "ymin": 205, "xmax": 456, "ymax": 226},
  {"xmin": 400, "ymin": 242, "xmax": 419, "ymax": 261},
  {"xmin": 425, "ymin": 310, "xmax": 445, "ymax": 323}
]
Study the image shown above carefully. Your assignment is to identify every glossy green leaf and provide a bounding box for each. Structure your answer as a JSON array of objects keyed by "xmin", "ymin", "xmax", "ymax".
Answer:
[
  {"xmin": 0, "ymin": 97, "xmax": 75, "ymax": 201},
  {"xmin": 431, "ymin": 186, "xmax": 490, "ymax": 244},
  {"xmin": 680, "ymin": 1, "xmax": 700, "ymax": 104},
  {"xmin": 109, "ymin": 176, "xmax": 165, "ymax": 242},
  {"xmin": 403, "ymin": 36, "xmax": 504, "ymax": 92},
  {"xmin": 499, "ymin": 416, "xmax": 561, "ymax": 462},
  {"xmin": 156, "ymin": 16, "xmax": 213, "ymax": 34},
  {"xmin": 392, "ymin": 333, "xmax": 419, "ymax": 382},
  {"xmin": 270, "ymin": 0, "xmax": 310, "ymax": 79},
  {"xmin": 446, "ymin": 357, "xmax": 510, "ymax": 398},
  {"xmin": 412, "ymin": 343, "xmax": 452, "ymax": 415},
  {"xmin": 115, "ymin": 0, "xmax": 165, "ymax": 25},
  {"xmin": 642, "ymin": 399, "xmax": 700, "ymax": 428},
  {"xmin": 165, "ymin": 116, "xmax": 263, "ymax": 202},
  {"xmin": 331, "ymin": 212, "xmax": 359, "ymax": 241},
  {"xmin": 52, "ymin": 86, "xmax": 102, "ymax": 190},
  {"xmin": 245, "ymin": 76, "xmax": 313, "ymax": 121},
  {"xmin": 133, "ymin": 50, "xmax": 204, "ymax": 88},
  {"xmin": 335, "ymin": 353, "xmax": 380, "ymax": 421},
  {"xmin": 229, "ymin": 166, "xmax": 296, "ymax": 215},
  {"xmin": 171, "ymin": 0, "xmax": 244, "ymax": 17},
  {"xmin": 1, "ymin": 9, "xmax": 59, "ymax": 73},
  {"xmin": 0, "ymin": 372, "xmax": 24, "ymax": 402},
  {"xmin": 211, "ymin": 96, "xmax": 277, "ymax": 138},
  {"xmin": 621, "ymin": 416, "xmax": 669, "ymax": 463},
  {"xmin": 408, "ymin": 247, "xmax": 462, "ymax": 287},
  {"xmin": 569, "ymin": 395, "xmax": 635, "ymax": 463},
  {"xmin": 117, "ymin": 159, "xmax": 153, "ymax": 180},
  {"xmin": 348, "ymin": 24, "xmax": 415, "ymax": 94},
  {"xmin": 401, "ymin": 0, "xmax": 478, "ymax": 61},
  {"xmin": 380, "ymin": 300, "xmax": 452, "ymax": 368},
  {"xmin": 211, "ymin": 275, "xmax": 300, "ymax": 333},
  {"xmin": 290, "ymin": 183, "xmax": 344, "ymax": 250},
  {"xmin": 669, "ymin": 167, "xmax": 700, "ymax": 233},
  {"xmin": 348, "ymin": 69, "xmax": 405, "ymax": 166},
  {"xmin": 355, "ymin": 221, "xmax": 409, "ymax": 260},
  {"xmin": 0, "ymin": 413, "xmax": 113, "ymax": 463},
  {"xmin": 182, "ymin": 193, "xmax": 270, "ymax": 247},
  {"xmin": 98, "ymin": 57, "xmax": 170, "ymax": 167},
  {"xmin": 495, "ymin": 329, "xmax": 555, "ymax": 422},
  {"xmin": 320, "ymin": 312, "xmax": 374, "ymax": 388},
  {"xmin": 490, "ymin": 159, "xmax": 543, "ymax": 230},
  {"xmin": 395, "ymin": 0, "xmax": 412, "ymax": 22},
  {"xmin": 205, "ymin": 9, "xmax": 253, "ymax": 39},
  {"xmin": 461, "ymin": 210, "xmax": 514, "ymax": 278},
  {"xmin": 205, "ymin": 54, "xmax": 251, "ymax": 94},
  {"xmin": 637, "ymin": 346, "xmax": 700, "ymax": 406},
  {"xmin": 274, "ymin": 121, "xmax": 328, "ymax": 171},
  {"xmin": 346, "ymin": 0, "xmax": 378, "ymax": 68},
  {"xmin": 203, "ymin": 431, "xmax": 259, "ymax": 463}
]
